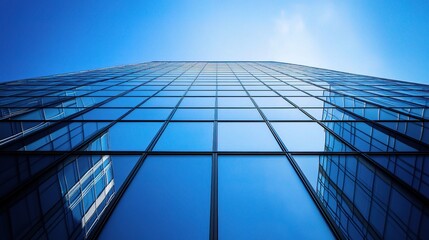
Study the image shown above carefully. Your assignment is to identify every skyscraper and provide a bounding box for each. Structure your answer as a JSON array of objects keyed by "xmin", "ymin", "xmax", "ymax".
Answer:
[{"xmin": 0, "ymin": 61, "xmax": 428, "ymax": 239}]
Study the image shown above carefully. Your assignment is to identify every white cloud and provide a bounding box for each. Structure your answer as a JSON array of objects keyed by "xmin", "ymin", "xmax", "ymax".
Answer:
[{"xmin": 267, "ymin": 3, "xmax": 386, "ymax": 77}]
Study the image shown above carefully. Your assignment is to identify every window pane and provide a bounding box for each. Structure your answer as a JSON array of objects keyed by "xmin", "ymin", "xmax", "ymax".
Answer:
[
  {"xmin": 179, "ymin": 97, "xmax": 216, "ymax": 107},
  {"xmin": 262, "ymin": 109, "xmax": 310, "ymax": 120},
  {"xmin": 218, "ymin": 109, "xmax": 262, "ymax": 120},
  {"xmin": 123, "ymin": 108, "xmax": 173, "ymax": 120},
  {"xmin": 172, "ymin": 109, "xmax": 215, "ymax": 120},
  {"xmin": 218, "ymin": 155, "xmax": 334, "ymax": 239},
  {"xmin": 287, "ymin": 97, "xmax": 326, "ymax": 107},
  {"xmin": 99, "ymin": 155, "xmax": 211, "ymax": 240},
  {"xmin": 292, "ymin": 155, "xmax": 320, "ymax": 189},
  {"xmin": 141, "ymin": 97, "xmax": 181, "ymax": 107},
  {"xmin": 218, "ymin": 97, "xmax": 254, "ymax": 107},
  {"xmin": 154, "ymin": 122, "xmax": 213, "ymax": 151},
  {"xmin": 101, "ymin": 97, "xmax": 146, "ymax": 108},
  {"xmin": 110, "ymin": 155, "xmax": 140, "ymax": 188},
  {"xmin": 272, "ymin": 122, "xmax": 349, "ymax": 151},
  {"xmin": 218, "ymin": 122, "xmax": 281, "ymax": 151},
  {"xmin": 78, "ymin": 108, "xmax": 129, "ymax": 120},
  {"xmin": 253, "ymin": 97, "xmax": 293, "ymax": 107},
  {"xmin": 108, "ymin": 122, "xmax": 162, "ymax": 150}
]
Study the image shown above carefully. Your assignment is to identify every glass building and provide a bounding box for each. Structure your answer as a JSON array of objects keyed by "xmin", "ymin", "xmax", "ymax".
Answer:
[{"xmin": 0, "ymin": 61, "xmax": 428, "ymax": 240}]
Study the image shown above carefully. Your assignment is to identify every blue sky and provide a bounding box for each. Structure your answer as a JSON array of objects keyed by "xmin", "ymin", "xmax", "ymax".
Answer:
[{"xmin": 1, "ymin": 0, "xmax": 428, "ymax": 84}]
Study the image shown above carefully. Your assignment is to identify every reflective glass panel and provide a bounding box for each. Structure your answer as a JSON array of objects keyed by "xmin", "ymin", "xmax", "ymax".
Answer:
[
  {"xmin": 172, "ymin": 109, "xmax": 215, "ymax": 120},
  {"xmin": 78, "ymin": 108, "xmax": 129, "ymax": 120},
  {"xmin": 108, "ymin": 122, "xmax": 162, "ymax": 150},
  {"xmin": 218, "ymin": 122, "xmax": 281, "ymax": 151},
  {"xmin": 100, "ymin": 155, "xmax": 211, "ymax": 239},
  {"xmin": 253, "ymin": 97, "xmax": 293, "ymax": 107},
  {"xmin": 218, "ymin": 155, "xmax": 334, "ymax": 239},
  {"xmin": 141, "ymin": 97, "xmax": 181, "ymax": 107},
  {"xmin": 101, "ymin": 97, "xmax": 145, "ymax": 108},
  {"xmin": 154, "ymin": 122, "xmax": 213, "ymax": 151},
  {"xmin": 272, "ymin": 122, "xmax": 334, "ymax": 151},
  {"xmin": 218, "ymin": 109, "xmax": 262, "ymax": 120},
  {"xmin": 262, "ymin": 109, "xmax": 310, "ymax": 120},
  {"xmin": 123, "ymin": 108, "xmax": 173, "ymax": 120},
  {"xmin": 218, "ymin": 97, "xmax": 254, "ymax": 107},
  {"xmin": 179, "ymin": 97, "xmax": 216, "ymax": 107}
]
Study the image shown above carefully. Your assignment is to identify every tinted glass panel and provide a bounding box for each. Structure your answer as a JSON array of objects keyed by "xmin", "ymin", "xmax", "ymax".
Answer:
[
  {"xmin": 108, "ymin": 122, "xmax": 162, "ymax": 150},
  {"xmin": 262, "ymin": 109, "xmax": 310, "ymax": 120},
  {"xmin": 154, "ymin": 122, "xmax": 213, "ymax": 151},
  {"xmin": 172, "ymin": 109, "xmax": 215, "ymax": 120},
  {"xmin": 123, "ymin": 108, "xmax": 172, "ymax": 120},
  {"xmin": 272, "ymin": 122, "xmax": 332, "ymax": 151},
  {"xmin": 218, "ymin": 97, "xmax": 254, "ymax": 107},
  {"xmin": 218, "ymin": 109, "xmax": 262, "ymax": 120},
  {"xmin": 218, "ymin": 122, "xmax": 281, "ymax": 151},
  {"xmin": 253, "ymin": 97, "xmax": 293, "ymax": 107},
  {"xmin": 218, "ymin": 155, "xmax": 334, "ymax": 239},
  {"xmin": 99, "ymin": 155, "xmax": 211, "ymax": 239}
]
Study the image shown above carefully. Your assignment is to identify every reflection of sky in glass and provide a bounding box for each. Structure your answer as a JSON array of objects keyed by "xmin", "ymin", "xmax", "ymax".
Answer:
[
  {"xmin": 218, "ymin": 108, "xmax": 262, "ymax": 120},
  {"xmin": 262, "ymin": 108, "xmax": 310, "ymax": 120},
  {"xmin": 99, "ymin": 155, "xmax": 211, "ymax": 239},
  {"xmin": 172, "ymin": 108, "xmax": 215, "ymax": 120},
  {"xmin": 272, "ymin": 122, "xmax": 326, "ymax": 151},
  {"xmin": 108, "ymin": 122, "xmax": 162, "ymax": 150},
  {"xmin": 154, "ymin": 122, "xmax": 213, "ymax": 151},
  {"xmin": 218, "ymin": 155, "xmax": 334, "ymax": 239},
  {"xmin": 292, "ymin": 155, "xmax": 320, "ymax": 189},
  {"xmin": 123, "ymin": 108, "xmax": 172, "ymax": 120},
  {"xmin": 218, "ymin": 122, "xmax": 281, "ymax": 151}
]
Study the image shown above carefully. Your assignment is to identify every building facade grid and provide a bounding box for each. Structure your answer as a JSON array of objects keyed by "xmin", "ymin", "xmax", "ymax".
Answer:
[{"xmin": 0, "ymin": 61, "xmax": 428, "ymax": 240}]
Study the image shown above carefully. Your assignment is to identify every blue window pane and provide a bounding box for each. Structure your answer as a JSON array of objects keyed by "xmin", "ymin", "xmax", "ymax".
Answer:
[
  {"xmin": 248, "ymin": 90, "xmax": 278, "ymax": 96},
  {"xmin": 218, "ymin": 97, "xmax": 254, "ymax": 107},
  {"xmin": 218, "ymin": 122, "xmax": 281, "ymax": 151},
  {"xmin": 110, "ymin": 155, "xmax": 140, "ymax": 188},
  {"xmin": 172, "ymin": 109, "xmax": 215, "ymax": 120},
  {"xmin": 218, "ymin": 155, "xmax": 334, "ymax": 239},
  {"xmin": 272, "ymin": 122, "xmax": 330, "ymax": 151},
  {"xmin": 141, "ymin": 97, "xmax": 181, "ymax": 107},
  {"xmin": 253, "ymin": 97, "xmax": 293, "ymax": 107},
  {"xmin": 287, "ymin": 97, "xmax": 326, "ymax": 107},
  {"xmin": 99, "ymin": 155, "xmax": 211, "ymax": 240},
  {"xmin": 180, "ymin": 97, "xmax": 216, "ymax": 107},
  {"xmin": 303, "ymin": 108, "xmax": 324, "ymax": 120},
  {"xmin": 186, "ymin": 91, "xmax": 216, "ymax": 96},
  {"xmin": 217, "ymin": 91, "xmax": 247, "ymax": 96},
  {"xmin": 292, "ymin": 155, "xmax": 321, "ymax": 189},
  {"xmin": 78, "ymin": 108, "xmax": 129, "ymax": 120},
  {"xmin": 108, "ymin": 122, "xmax": 162, "ymax": 150},
  {"xmin": 124, "ymin": 91, "xmax": 156, "ymax": 97},
  {"xmin": 123, "ymin": 108, "xmax": 173, "ymax": 120},
  {"xmin": 156, "ymin": 90, "xmax": 185, "ymax": 96},
  {"xmin": 101, "ymin": 97, "xmax": 146, "ymax": 107},
  {"xmin": 218, "ymin": 109, "xmax": 262, "ymax": 120},
  {"xmin": 262, "ymin": 109, "xmax": 310, "ymax": 120},
  {"xmin": 154, "ymin": 122, "xmax": 213, "ymax": 151}
]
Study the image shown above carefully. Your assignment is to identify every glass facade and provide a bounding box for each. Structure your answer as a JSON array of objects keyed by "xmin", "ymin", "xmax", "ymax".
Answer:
[{"xmin": 0, "ymin": 61, "xmax": 428, "ymax": 239}]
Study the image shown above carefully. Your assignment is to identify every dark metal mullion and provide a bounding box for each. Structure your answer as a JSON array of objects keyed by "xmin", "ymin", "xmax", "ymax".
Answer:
[
  {"xmin": 210, "ymin": 62, "xmax": 219, "ymax": 240},
  {"xmin": 233, "ymin": 62, "xmax": 346, "ymax": 240}
]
